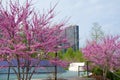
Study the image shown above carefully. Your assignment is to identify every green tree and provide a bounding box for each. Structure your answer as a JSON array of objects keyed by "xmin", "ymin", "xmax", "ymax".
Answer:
[
  {"xmin": 62, "ymin": 48, "xmax": 85, "ymax": 62},
  {"xmin": 74, "ymin": 50, "xmax": 85, "ymax": 62},
  {"xmin": 63, "ymin": 48, "xmax": 74, "ymax": 61},
  {"xmin": 91, "ymin": 22, "xmax": 104, "ymax": 42}
]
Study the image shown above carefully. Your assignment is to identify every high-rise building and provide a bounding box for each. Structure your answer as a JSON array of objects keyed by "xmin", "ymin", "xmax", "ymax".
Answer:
[{"xmin": 64, "ymin": 25, "xmax": 79, "ymax": 51}]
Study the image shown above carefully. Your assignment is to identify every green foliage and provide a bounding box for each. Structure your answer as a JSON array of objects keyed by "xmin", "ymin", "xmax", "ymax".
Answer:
[
  {"xmin": 46, "ymin": 48, "xmax": 85, "ymax": 62},
  {"xmin": 62, "ymin": 48, "xmax": 85, "ymax": 62},
  {"xmin": 115, "ymin": 70, "xmax": 120, "ymax": 75},
  {"xmin": 63, "ymin": 48, "xmax": 75, "ymax": 61},
  {"xmin": 73, "ymin": 50, "xmax": 85, "ymax": 62},
  {"xmin": 30, "ymin": 52, "xmax": 38, "ymax": 58},
  {"xmin": 106, "ymin": 70, "xmax": 120, "ymax": 80},
  {"xmin": 92, "ymin": 67, "xmax": 103, "ymax": 75},
  {"xmin": 90, "ymin": 67, "xmax": 120, "ymax": 80},
  {"xmin": 57, "ymin": 50, "xmax": 63, "ymax": 59},
  {"xmin": 106, "ymin": 71, "xmax": 113, "ymax": 80},
  {"xmin": 48, "ymin": 52, "xmax": 55, "ymax": 58},
  {"xmin": 113, "ymin": 70, "xmax": 120, "ymax": 80}
]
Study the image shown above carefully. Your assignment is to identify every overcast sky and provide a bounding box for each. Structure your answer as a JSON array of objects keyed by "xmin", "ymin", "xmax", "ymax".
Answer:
[{"xmin": 2, "ymin": 0, "xmax": 120, "ymax": 47}]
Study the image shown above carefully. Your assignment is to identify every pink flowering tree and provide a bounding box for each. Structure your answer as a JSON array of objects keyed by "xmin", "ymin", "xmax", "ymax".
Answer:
[
  {"xmin": 82, "ymin": 35, "xmax": 120, "ymax": 79},
  {"xmin": 0, "ymin": 0, "xmax": 69, "ymax": 80}
]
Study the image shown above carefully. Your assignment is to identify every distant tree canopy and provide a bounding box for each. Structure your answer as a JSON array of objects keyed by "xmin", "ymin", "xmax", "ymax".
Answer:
[
  {"xmin": 90, "ymin": 22, "xmax": 104, "ymax": 42},
  {"xmin": 59, "ymin": 48, "xmax": 85, "ymax": 62}
]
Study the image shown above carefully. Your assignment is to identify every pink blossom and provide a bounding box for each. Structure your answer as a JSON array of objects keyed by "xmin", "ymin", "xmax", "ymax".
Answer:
[
  {"xmin": 82, "ymin": 35, "xmax": 120, "ymax": 70},
  {"xmin": 0, "ymin": 0, "xmax": 69, "ymax": 79}
]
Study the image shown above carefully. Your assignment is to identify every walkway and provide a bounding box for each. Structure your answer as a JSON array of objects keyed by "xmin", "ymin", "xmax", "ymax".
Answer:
[{"xmin": 31, "ymin": 77, "xmax": 95, "ymax": 80}]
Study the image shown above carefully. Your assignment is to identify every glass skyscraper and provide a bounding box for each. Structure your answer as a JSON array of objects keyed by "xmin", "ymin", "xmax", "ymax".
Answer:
[{"xmin": 64, "ymin": 25, "xmax": 79, "ymax": 51}]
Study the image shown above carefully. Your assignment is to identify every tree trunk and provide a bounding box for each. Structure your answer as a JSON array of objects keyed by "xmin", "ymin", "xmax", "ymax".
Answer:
[
  {"xmin": 103, "ymin": 67, "xmax": 108, "ymax": 80},
  {"xmin": 17, "ymin": 55, "xmax": 21, "ymax": 80}
]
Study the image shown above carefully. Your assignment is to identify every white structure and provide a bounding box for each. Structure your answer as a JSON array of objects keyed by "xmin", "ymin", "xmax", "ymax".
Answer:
[{"xmin": 68, "ymin": 62, "xmax": 85, "ymax": 71}]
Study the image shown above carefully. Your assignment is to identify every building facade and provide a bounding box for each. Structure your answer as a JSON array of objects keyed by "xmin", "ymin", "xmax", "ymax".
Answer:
[{"xmin": 64, "ymin": 25, "xmax": 79, "ymax": 51}]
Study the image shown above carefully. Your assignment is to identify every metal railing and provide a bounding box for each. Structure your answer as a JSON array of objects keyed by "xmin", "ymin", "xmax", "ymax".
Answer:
[
  {"xmin": 78, "ymin": 61, "xmax": 89, "ymax": 77},
  {"xmin": 78, "ymin": 66, "xmax": 86, "ymax": 77},
  {"xmin": 78, "ymin": 61, "xmax": 120, "ymax": 80},
  {"xmin": 0, "ymin": 65, "xmax": 59, "ymax": 80},
  {"xmin": 108, "ymin": 71, "xmax": 120, "ymax": 80}
]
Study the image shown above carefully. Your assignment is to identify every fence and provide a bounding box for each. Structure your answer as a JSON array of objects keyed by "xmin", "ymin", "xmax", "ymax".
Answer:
[
  {"xmin": 108, "ymin": 71, "xmax": 120, "ymax": 80},
  {"xmin": 78, "ymin": 61, "xmax": 120, "ymax": 80},
  {"xmin": 78, "ymin": 61, "xmax": 89, "ymax": 77},
  {"xmin": 0, "ymin": 65, "xmax": 63, "ymax": 80}
]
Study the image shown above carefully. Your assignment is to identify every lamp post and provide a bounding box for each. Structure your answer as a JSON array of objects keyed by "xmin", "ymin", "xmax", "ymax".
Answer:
[
  {"xmin": 55, "ymin": 52, "xmax": 57, "ymax": 80},
  {"xmin": 54, "ymin": 46, "xmax": 62, "ymax": 80},
  {"xmin": 86, "ymin": 61, "xmax": 89, "ymax": 77}
]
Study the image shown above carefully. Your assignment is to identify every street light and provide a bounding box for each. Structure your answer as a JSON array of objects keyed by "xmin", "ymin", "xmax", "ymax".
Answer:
[
  {"xmin": 55, "ymin": 52, "xmax": 57, "ymax": 80},
  {"xmin": 54, "ymin": 46, "xmax": 61, "ymax": 80}
]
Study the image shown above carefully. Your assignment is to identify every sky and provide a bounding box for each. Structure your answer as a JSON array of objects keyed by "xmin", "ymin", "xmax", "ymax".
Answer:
[{"xmin": 2, "ymin": 0, "xmax": 120, "ymax": 47}]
